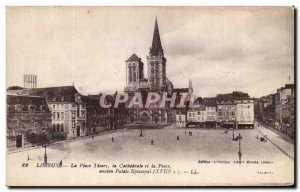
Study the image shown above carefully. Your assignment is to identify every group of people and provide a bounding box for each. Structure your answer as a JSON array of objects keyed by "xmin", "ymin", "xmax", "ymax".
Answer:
[
  {"xmin": 257, "ymin": 134, "xmax": 267, "ymax": 142},
  {"xmin": 185, "ymin": 130, "xmax": 193, "ymax": 136}
]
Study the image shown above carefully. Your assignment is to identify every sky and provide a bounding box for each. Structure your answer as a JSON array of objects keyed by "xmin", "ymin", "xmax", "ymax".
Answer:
[{"xmin": 6, "ymin": 7, "xmax": 294, "ymax": 98}]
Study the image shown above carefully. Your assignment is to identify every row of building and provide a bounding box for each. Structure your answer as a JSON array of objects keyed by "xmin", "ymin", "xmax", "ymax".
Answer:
[
  {"xmin": 176, "ymin": 91, "xmax": 255, "ymax": 129},
  {"xmin": 7, "ymin": 86, "xmax": 129, "ymax": 148},
  {"xmin": 255, "ymin": 84, "xmax": 295, "ymax": 139}
]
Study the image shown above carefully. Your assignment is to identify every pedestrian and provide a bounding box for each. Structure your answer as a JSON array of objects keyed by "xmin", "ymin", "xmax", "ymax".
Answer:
[
  {"xmin": 185, "ymin": 130, "xmax": 186, "ymax": 135},
  {"xmin": 177, "ymin": 136, "xmax": 179, "ymax": 140},
  {"xmin": 92, "ymin": 135, "xmax": 94, "ymax": 139},
  {"xmin": 59, "ymin": 160, "xmax": 63, "ymax": 167},
  {"xmin": 191, "ymin": 131, "xmax": 193, "ymax": 136},
  {"xmin": 27, "ymin": 155, "xmax": 30, "ymax": 161},
  {"xmin": 112, "ymin": 137, "xmax": 114, "ymax": 142},
  {"xmin": 151, "ymin": 139, "xmax": 154, "ymax": 145}
]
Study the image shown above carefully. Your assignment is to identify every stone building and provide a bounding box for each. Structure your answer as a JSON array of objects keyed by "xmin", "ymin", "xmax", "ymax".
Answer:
[
  {"xmin": 82, "ymin": 93, "xmax": 129, "ymax": 135},
  {"xmin": 235, "ymin": 98, "xmax": 255, "ymax": 129},
  {"xmin": 216, "ymin": 92, "xmax": 250, "ymax": 128},
  {"xmin": 275, "ymin": 84, "xmax": 295, "ymax": 126},
  {"xmin": 204, "ymin": 103, "xmax": 217, "ymax": 128},
  {"xmin": 7, "ymin": 93, "xmax": 51, "ymax": 148},
  {"xmin": 256, "ymin": 94, "xmax": 276, "ymax": 125},
  {"xmin": 216, "ymin": 100, "xmax": 236, "ymax": 128},
  {"xmin": 257, "ymin": 84, "xmax": 295, "ymax": 138},
  {"xmin": 24, "ymin": 86, "xmax": 87, "ymax": 139},
  {"xmin": 281, "ymin": 97, "xmax": 295, "ymax": 138},
  {"xmin": 175, "ymin": 112, "xmax": 186, "ymax": 128},
  {"xmin": 82, "ymin": 94, "xmax": 108, "ymax": 135}
]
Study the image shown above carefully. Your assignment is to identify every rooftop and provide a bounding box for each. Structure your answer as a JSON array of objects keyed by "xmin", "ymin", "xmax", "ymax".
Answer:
[{"xmin": 125, "ymin": 53, "xmax": 142, "ymax": 62}]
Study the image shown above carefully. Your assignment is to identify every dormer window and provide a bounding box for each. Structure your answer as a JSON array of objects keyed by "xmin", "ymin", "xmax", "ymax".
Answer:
[{"xmin": 40, "ymin": 105, "xmax": 46, "ymax": 112}]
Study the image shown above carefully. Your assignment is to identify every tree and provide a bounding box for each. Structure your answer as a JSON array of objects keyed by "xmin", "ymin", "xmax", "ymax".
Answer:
[{"xmin": 7, "ymin": 86, "xmax": 23, "ymax": 91}]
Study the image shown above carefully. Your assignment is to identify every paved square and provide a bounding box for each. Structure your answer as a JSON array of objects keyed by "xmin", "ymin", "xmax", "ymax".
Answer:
[{"xmin": 7, "ymin": 123, "xmax": 294, "ymax": 186}]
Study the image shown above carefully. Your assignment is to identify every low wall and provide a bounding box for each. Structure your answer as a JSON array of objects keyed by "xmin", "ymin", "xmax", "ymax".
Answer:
[{"xmin": 122, "ymin": 123, "xmax": 168, "ymax": 129}]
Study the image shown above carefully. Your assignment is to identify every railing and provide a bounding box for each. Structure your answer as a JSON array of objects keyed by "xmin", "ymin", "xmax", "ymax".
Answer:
[{"xmin": 7, "ymin": 111, "xmax": 50, "ymax": 114}]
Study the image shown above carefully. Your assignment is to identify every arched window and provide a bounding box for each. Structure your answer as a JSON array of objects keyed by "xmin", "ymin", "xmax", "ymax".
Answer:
[
  {"xmin": 155, "ymin": 61, "xmax": 159, "ymax": 70},
  {"xmin": 133, "ymin": 66, "xmax": 136, "ymax": 82},
  {"xmin": 150, "ymin": 61, "xmax": 154, "ymax": 68},
  {"xmin": 129, "ymin": 66, "xmax": 132, "ymax": 82}
]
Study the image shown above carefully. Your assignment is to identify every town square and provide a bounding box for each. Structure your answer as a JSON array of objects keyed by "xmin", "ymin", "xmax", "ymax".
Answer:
[{"xmin": 7, "ymin": 122, "xmax": 294, "ymax": 186}]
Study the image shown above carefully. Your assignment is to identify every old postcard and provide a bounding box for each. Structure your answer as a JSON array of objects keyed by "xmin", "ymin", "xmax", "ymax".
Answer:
[{"xmin": 6, "ymin": 6, "xmax": 295, "ymax": 186}]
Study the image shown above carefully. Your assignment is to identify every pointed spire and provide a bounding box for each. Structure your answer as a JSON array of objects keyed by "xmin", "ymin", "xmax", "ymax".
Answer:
[{"xmin": 150, "ymin": 17, "xmax": 163, "ymax": 56}]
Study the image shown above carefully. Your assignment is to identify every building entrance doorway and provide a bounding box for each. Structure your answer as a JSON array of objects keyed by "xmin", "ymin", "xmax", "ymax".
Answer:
[
  {"xmin": 140, "ymin": 111, "xmax": 151, "ymax": 123},
  {"xmin": 16, "ymin": 135, "xmax": 23, "ymax": 148},
  {"xmin": 76, "ymin": 126, "xmax": 80, "ymax": 137}
]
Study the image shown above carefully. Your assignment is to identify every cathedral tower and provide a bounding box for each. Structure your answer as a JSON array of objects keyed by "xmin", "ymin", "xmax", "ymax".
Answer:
[
  {"xmin": 125, "ymin": 53, "xmax": 144, "ymax": 92},
  {"xmin": 147, "ymin": 18, "xmax": 167, "ymax": 91}
]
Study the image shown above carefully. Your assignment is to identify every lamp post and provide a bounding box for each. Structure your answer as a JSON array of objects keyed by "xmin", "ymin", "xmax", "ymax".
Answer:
[
  {"xmin": 238, "ymin": 133, "xmax": 242, "ymax": 162},
  {"xmin": 41, "ymin": 132, "xmax": 49, "ymax": 164},
  {"xmin": 232, "ymin": 117, "xmax": 235, "ymax": 140},
  {"xmin": 44, "ymin": 144, "xmax": 47, "ymax": 164},
  {"xmin": 140, "ymin": 122, "xmax": 143, "ymax": 137}
]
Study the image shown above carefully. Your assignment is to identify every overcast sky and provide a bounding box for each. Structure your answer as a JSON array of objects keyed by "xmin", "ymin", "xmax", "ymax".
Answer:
[{"xmin": 7, "ymin": 7, "xmax": 294, "ymax": 98}]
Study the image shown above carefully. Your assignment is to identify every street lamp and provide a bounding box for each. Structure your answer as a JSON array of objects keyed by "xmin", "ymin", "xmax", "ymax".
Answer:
[
  {"xmin": 140, "ymin": 122, "xmax": 143, "ymax": 137},
  {"xmin": 44, "ymin": 144, "xmax": 47, "ymax": 164},
  {"xmin": 237, "ymin": 133, "xmax": 242, "ymax": 162},
  {"xmin": 232, "ymin": 117, "xmax": 235, "ymax": 140},
  {"xmin": 40, "ymin": 132, "xmax": 49, "ymax": 164}
]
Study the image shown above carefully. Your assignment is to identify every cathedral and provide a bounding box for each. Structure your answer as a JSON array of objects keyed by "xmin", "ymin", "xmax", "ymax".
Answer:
[{"xmin": 124, "ymin": 18, "xmax": 193, "ymax": 124}]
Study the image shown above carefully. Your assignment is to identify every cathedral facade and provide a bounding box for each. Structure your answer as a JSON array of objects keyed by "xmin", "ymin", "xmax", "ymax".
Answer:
[{"xmin": 124, "ymin": 18, "xmax": 192, "ymax": 124}]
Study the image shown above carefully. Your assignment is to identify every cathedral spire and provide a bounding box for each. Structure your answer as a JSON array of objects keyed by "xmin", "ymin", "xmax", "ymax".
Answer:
[{"xmin": 150, "ymin": 17, "xmax": 163, "ymax": 56}]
